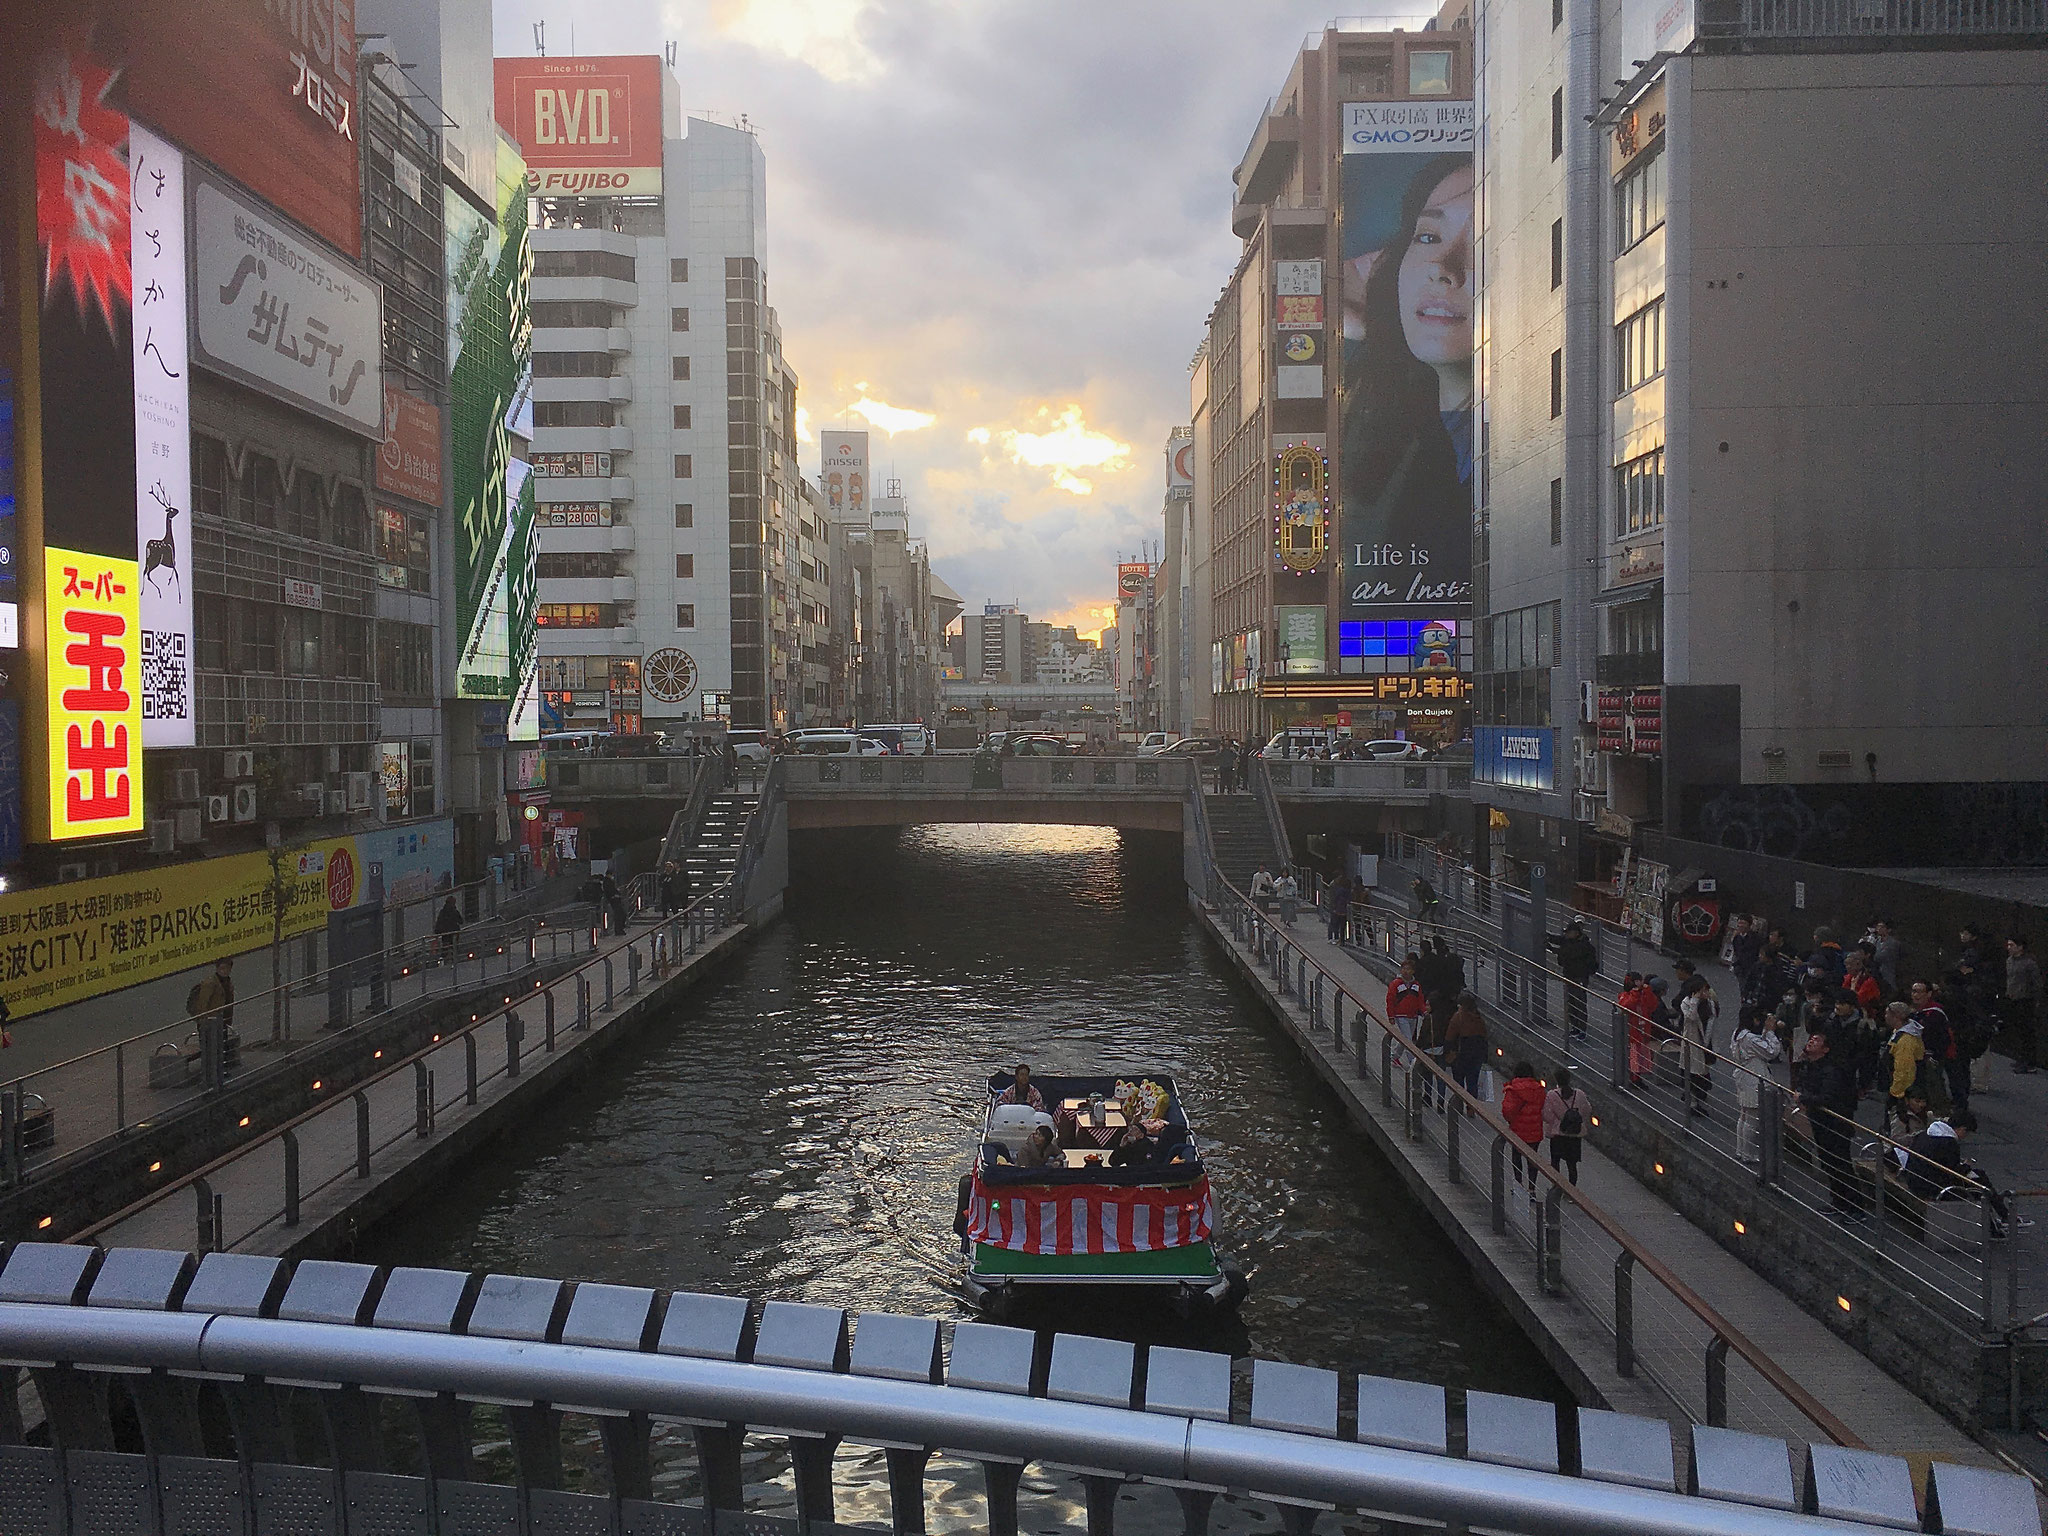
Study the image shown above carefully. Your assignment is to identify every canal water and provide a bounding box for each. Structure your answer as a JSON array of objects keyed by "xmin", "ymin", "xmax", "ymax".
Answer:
[{"xmin": 366, "ymin": 824, "xmax": 1564, "ymax": 1532}]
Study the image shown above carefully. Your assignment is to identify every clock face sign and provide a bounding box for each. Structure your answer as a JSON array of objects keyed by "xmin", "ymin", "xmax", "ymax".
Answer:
[{"xmin": 644, "ymin": 647, "xmax": 699, "ymax": 704}]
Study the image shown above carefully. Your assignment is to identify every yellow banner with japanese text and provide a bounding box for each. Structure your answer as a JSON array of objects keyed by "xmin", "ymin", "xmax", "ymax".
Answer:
[
  {"xmin": 0, "ymin": 836, "xmax": 365, "ymax": 1019},
  {"xmin": 44, "ymin": 549, "xmax": 145, "ymax": 841}
]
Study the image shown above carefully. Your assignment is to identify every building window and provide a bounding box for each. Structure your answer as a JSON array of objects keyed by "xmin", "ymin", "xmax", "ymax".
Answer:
[
  {"xmin": 286, "ymin": 474, "xmax": 324, "ymax": 542},
  {"xmin": 532, "ymin": 248, "xmax": 635, "ymax": 282},
  {"xmin": 675, "ymin": 604, "xmax": 696, "ymax": 629},
  {"xmin": 235, "ymin": 602, "xmax": 278, "ymax": 672},
  {"xmin": 1549, "ymin": 348, "xmax": 1563, "ymax": 418},
  {"xmin": 1549, "ymin": 478, "xmax": 1563, "ymax": 546},
  {"xmin": 239, "ymin": 455, "xmax": 281, "ymax": 528},
  {"xmin": 377, "ymin": 621, "xmax": 435, "ymax": 699},
  {"xmin": 671, "ymin": 356, "xmax": 691, "ymax": 381},
  {"xmin": 535, "ymin": 551, "xmax": 619, "ymax": 579},
  {"xmin": 282, "ymin": 607, "xmax": 323, "ymax": 675},
  {"xmin": 534, "ymin": 351, "xmax": 614, "ymax": 377},
  {"xmin": 335, "ymin": 615, "xmax": 368, "ymax": 679},
  {"xmin": 1551, "ymin": 88, "xmax": 1564, "ymax": 159},
  {"xmin": 409, "ymin": 738, "xmax": 436, "ymax": 818},
  {"xmin": 331, "ymin": 485, "xmax": 367, "ymax": 552},
  {"xmin": 1615, "ymin": 447, "xmax": 1666, "ymax": 535},
  {"xmin": 195, "ymin": 601, "xmax": 226, "ymax": 671},
  {"xmin": 674, "ymin": 454, "xmax": 692, "ymax": 478},
  {"xmin": 1550, "ymin": 218, "xmax": 1563, "ymax": 289},
  {"xmin": 1615, "ymin": 145, "xmax": 1667, "ymax": 255},
  {"xmin": 1408, "ymin": 50, "xmax": 1452, "ymax": 95},
  {"xmin": 671, "ymin": 307, "xmax": 690, "ymax": 332},
  {"xmin": 675, "ymin": 554, "xmax": 694, "ymax": 579},
  {"xmin": 672, "ymin": 405, "xmax": 691, "ymax": 429},
  {"xmin": 1610, "ymin": 599, "xmax": 1663, "ymax": 655},
  {"xmin": 1616, "ymin": 298, "xmax": 1665, "ymax": 392},
  {"xmin": 537, "ymin": 603, "xmax": 618, "ymax": 628},
  {"xmin": 193, "ymin": 437, "xmax": 228, "ymax": 519},
  {"xmin": 674, "ymin": 504, "xmax": 693, "ymax": 528},
  {"xmin": 377, "ymin": 503, "xmax": 432, "ymax": 592},
  {"xmin": 533, "ymin": 399, "xmax": 615, "ymax": 429},
  {"xmin": 530, "ymin": 300, "xmax": 614, "ymax": 328},
  {"xmin": 670, "ymin": 258, "xmax": 688, "ymax": 282}
]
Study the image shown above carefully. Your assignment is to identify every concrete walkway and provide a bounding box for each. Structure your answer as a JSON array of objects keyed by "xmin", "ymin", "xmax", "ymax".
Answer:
[
  {"xmin": 96, "ymin": 917, "xmax": 748, "ymax": 1258},
  {"xmin": 1201, "ymin": 896, "xmax": 2002, "ymax": 1477}
]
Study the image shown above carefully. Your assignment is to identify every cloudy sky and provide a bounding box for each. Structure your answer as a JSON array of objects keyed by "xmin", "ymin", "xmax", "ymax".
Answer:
[{"xmin": 492, "ymin": 0, "xmax": 1339, "ymax": 636}]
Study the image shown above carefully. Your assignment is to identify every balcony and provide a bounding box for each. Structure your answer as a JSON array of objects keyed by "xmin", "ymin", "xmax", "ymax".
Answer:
[
  {"xmin": 610, "ymin": 521, "xmax": 637, "ymax": 553},
  {"xmin": 1234, "ymin": 102, "xmax": 1301, "ymax": 208},
  {"xmin": 534, "ymin": 475, "xmax": 613, "ymax": 503},
  {"xmin": 606, "ymin": 326, "xmax": 632, "ymax": 355},
  {"xmin": 611, "ymin": 574, "xmax": 638, "ymax": 602},
  {"xmin": 608, "ymin": 373, "xmax": 633, "ymax": 404},
  {"xmin": 536, "ymin": 576, "xmax": 617, "ymax": 605},
  {"xmin": 610, "ymin": 474, "xmax": 634, "ymax": 502},
  {"xmin": 608, "ymin": 425, "xmax": 634, "ymax": 454},
  {"xmin": 531, "ymin": 274, "xmax": 637, "ymax": 309}
]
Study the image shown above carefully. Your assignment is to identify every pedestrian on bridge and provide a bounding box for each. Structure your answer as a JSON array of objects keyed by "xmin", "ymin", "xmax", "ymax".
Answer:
[
  {"xmin": 660, "ymin": 861, "xmax": 690, "ymax": 919},
  {"xmin": 1444, "ymin": 990, "xmax": 1488, "ymax": 1104},
  {"xmin": 433, "ymin": 895, "xmax": 463, "ymax": 965},
  {"xmin": 1730, "ymin": 1006, "xmax": 1784, "ymax": 1163},
  {"xmin": 1544, "ymin": 920, "xmax": 1598, "ymax": 1041},
  {"xmin": 1542, "ymin": 1068, "xmax": 1591, "ymax": 1185},
  {"xmin": 1274, "ymin": 869, "xmax": 1300, "ymax": 927},
  {"xmin": 1217, "ymin": 743, "xmax": 1238, "ymax": 794},
  {"xmin": 2005, "ymin": 935, "xmax": 2041, "ymax": 1072},
  {"xmin": 1326, "ymin": 874, "xmax": 1353, "ymax": 943}
]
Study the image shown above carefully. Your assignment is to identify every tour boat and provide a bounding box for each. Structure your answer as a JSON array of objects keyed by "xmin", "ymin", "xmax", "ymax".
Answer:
[{"xmin": 955, "ymin": 1072, "xmax": 1248, "ymax": 1320}]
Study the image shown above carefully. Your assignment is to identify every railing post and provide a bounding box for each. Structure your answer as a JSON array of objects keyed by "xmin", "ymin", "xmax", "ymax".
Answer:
[
  {"xmin": 544, "ymin": 989, "xmax": 557, "ymax": 1051},
  {"xmin": 1543, "ymin": 1187, "xmax": 1563, "ymax": 1292},
  {"xmin": 1380, "ymin": 1034, "xmax": 1395, "ymax": 1108},
  {"xmin": 526, "ymin": 916, "xmax": 537, "ymax": 965},
  {"xmin": 1981, "ymin": 1197, "xmax": 1998, "ymax": 1324},
  {"xmin": 1759, "ymin": 1079, "xmax": 1783, "ymax": 1186},
  {"xmin": 282, "ymin": 1129, "xmax": 300, "ymax": 1228},
  {"xmin": 195, "ymin": 1177, "xmax": 216, "ymax": 1253},
  {"xmin": 1447, "ymin": 1102, "xmax": 1461, "ymax": 1185},
  {"xmin": 415, "ymin": 1062, "xmax": 431, "ymax": 1140},
  {"xmin": 355, "ymin": 1092, "xmax": 371, "ymax": 1178},
  {"xmin": 507, "ymin": 1011, "xmax": 524, "ymax": 1079},
  {"xmin": 1404, "ymin": 1061, "xmax": 1418, "ymax": 1141},
  {"xmin": 1615, "ymin": 1253, "xmax": 1637, "ymax": 1377},
  {"xmin": 1331, "ymin": 1002, "xmax": 1345, "ymax": 1053},
  {"xmin": 1491, "ymin": 1135, "xmax": 1507, "ymax": 1234},
  {"xmin": 1608, "ymin": 1008, "xmax": 1627, "ymax": 1090},
  {"xmin": 465, "ymin": 1033, "xmax": 479, "ymax": 1106},
  {"xmin": 603, "ymin": 957, "xmax": 615, "ymax": 1011},
  {"xmin": 1705, "ymin": 1334, "xmax": 1730, "ymax": 1427},
  {"xmin": 628, "ymin": 944, "xmax": 642, "ymax": 996},
  {"xmin": 2008, "ymin": 1195, "xmax": 2023, "ymax": 1330},
  {"xmin": 114, "ymin": 1043, "xmax": 126, "ymax": 1136}
]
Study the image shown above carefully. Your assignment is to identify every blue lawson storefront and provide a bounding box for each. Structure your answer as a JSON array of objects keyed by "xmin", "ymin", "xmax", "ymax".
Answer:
[
  {"xmin": 1470, "ymin": 726, "xmax": 1567, "ymax": 892},
  {"xmin": 1473, "ymin": 727, "xmax": 1555, "ymax": 792}
]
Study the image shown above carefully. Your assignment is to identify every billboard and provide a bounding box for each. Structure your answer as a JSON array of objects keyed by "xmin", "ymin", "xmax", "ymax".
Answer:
[
  {"xmin": 189, "ymin": 170, "xmax": 383, "ymax": 437},
  {"xmin": 1474, "ymin": 726, "xmax": 1555, "ymax": 791},
  {"xmin": 494, "ymin": 57, "xmax": 666, "ymax": 198},
  {"xmin": 117, "ymin": 0, "xmax": 364, "ymax": 258},
  {"xmin": 1117, "ymin": 563, "xmax": 1151, "ymax": 600},
  {"xmin": 130, "ymin": 124, "xmax": 195, "ymax": 749},
  {"xmin": 449, "ymin": 135, "xmax": 535, "ymax": 714},
  {"xmin": 1276, "ymin": 606, "xmax": 1327, "ymax": 675},
  {"xmin": 1339, "ymin": 101, "xmax": 1476, "ymax": 619},
  {"xmin": 377, "ymin": 385, "xmax": 445, "ymax": 507},
  {"xmin": 822, "ymin": 431, "xmax": 869, "ymax": 524},
  {"xmin": 1167, "ymin": 434, "xmax": 1195, "ymax": 499}
]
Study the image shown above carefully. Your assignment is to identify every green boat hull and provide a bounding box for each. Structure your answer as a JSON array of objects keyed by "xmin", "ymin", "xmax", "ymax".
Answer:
[{"xmin": 970, "ymin": 1241, "xmax": 1220, "ymax": 1282}]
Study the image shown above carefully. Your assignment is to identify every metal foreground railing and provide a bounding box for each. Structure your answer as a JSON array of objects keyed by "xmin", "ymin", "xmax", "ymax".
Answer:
[
  {"xmin": 0, "ymin": 1246, "xmax": 2037, "ymax": 1536},
  {"xmin": 1205, "ymin": 870, "xmax": 1875, "ymax": 1460},
  {"xmin": 1371, "ymin": 838, "xmax": 2029, "ymax": 1334}
]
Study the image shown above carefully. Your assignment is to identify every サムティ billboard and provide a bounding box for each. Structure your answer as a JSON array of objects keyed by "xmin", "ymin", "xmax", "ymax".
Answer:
[{"xmin": 1339, "ymin": 102, "xmax": 1476, "ymax": 620}]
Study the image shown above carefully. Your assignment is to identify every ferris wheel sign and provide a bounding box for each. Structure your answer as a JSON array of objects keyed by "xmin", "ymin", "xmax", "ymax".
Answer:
[{"xmin": 644, "ymin": 647, "xmax": 699, "ymax": 704}]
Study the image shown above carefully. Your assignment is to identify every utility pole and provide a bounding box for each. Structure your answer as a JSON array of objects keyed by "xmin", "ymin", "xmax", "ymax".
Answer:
[{"xmin": 264, "ymin": 822, "xmax": 296, "ymax": 1045}]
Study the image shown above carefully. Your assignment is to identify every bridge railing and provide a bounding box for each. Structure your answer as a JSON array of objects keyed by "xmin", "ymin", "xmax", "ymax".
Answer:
[
  {"xmin": 1371, "ymin": 840, "xmax": 2023, "ymax": 1334},
  {"xmin": 1262, "ymin": 757, "xmax": 1471, "ymax": 797},
  {"xmin": 782, "ymin": 755, "xmax": 1193, "ymax": 793},
  {"xmin": 0, "ymin": 1242, "xmax": 2031, "ymax": 1536},
  {"xmin": 545, "ymin": 754, "xmax": 708, "ymax": 797},
  {"xmin": 1206, "ymin": 874, "xmax": 1884, "ymax": 1460}
]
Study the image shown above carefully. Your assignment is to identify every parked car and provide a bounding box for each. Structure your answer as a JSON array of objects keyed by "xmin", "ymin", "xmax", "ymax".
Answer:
[
  {"xmin": 1348, "ymin": 738, "xmax": 1429, "ymax": 761},
  {"xmin": 1260, "ymin": 728, "xmax": 1341, "ymax": 758},
  {"xmin": 794, "ymin": 733, "xmax": 889, "ymax": 756},
  {"xmin": 1157, "ymin": 736, "xmax": 1223, "ymax": 760},
  {"xmin": 1000, "ymin": 734, "xmax": 1071, "ymax": 757},
  {"xmin": 1137, "ymin": 732, "xmax": 1181, "ymax": 755},
  {"xmin": 725, "ymin": 730, "xmax": 771, "ymax": 766}
]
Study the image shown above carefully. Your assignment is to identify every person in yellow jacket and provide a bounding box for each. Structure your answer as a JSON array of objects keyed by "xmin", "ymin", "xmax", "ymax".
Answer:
[{"xmin": 1883, "ymin": 1001, "xmax": 1925, "ymax": 1134}]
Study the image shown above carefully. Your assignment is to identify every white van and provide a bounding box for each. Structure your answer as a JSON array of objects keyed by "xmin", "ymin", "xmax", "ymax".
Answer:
[
  {"xmin": 793, "ymin": 733, "xmax": 889, "ymax": 757},
  {"xmin": 1260, "ymin": 727, "xmax": 1341, "ymax": 759},
  {"xmin": 1137, "ymin": 731, "xmax": 1180, "ymax": 755},
  {"xmin": 862, "ymin": 724, "xmax": 932, "ymax": 756}
]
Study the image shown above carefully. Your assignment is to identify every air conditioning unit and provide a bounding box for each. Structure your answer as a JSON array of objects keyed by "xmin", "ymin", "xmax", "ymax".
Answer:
[
  {"xmin": 346, "ymin": 771, "xmax": 375, "ymax": 811},
  {"xmin": 175, "ymin": 808, "xmax": 204, "ymax": 844},
  {"xmin": 148, "ymin": 818, "xmax": 177, "ymax": 854},
  {"xmin": 231, "ymin": 783, "xmax": 259, "ymax": 823},
  {"xmin": 222, "ymin": 749, "xmax": 255, "ymax": 779},
  {"xmin": 172, "ymin": 767, "xmax": 202, "ymax": 802},
  {"xmin": 55, "ymin": 862, "xmax": 88, "ymax": 883},
  {"xmin": 324, "ymin": 790, "xmax": 348, "ymax": 816},
  {"xmin": 206, "ymin": 793, "xmax": 231, "ymax": 824},
  {"xmin": 298, "ymin": 782, "xmax": 325, "ymax": 807}
]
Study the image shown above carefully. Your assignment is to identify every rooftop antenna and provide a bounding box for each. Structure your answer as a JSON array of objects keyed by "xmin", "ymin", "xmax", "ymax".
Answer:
[
  {"xmin": 532, "ymin": 20, "xmax": 545, "ymax": 54},
  {"xmin": 665, "ymin": 41, "xmax": 677, "ymax": 67}
]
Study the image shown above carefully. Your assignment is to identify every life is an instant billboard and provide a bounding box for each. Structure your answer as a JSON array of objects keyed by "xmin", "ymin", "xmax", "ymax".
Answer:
[{"xmin": 495, "ymin": 56, "xmax": 665, "ymax": 198}]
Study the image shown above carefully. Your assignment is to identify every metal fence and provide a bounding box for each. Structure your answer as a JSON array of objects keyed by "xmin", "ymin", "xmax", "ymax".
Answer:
[
  {"xmin": 0, "ymin": 1243, "xmax": 2033, "ymax": 1536},
  {"xmin": 1371, "ymin": 840, "xmax": 2029, "ymax": 1332},
  {"xmin": 1697, "ymin": 0, "xmax": 2048, "ymax": 36},
  {"xmin": 1207, "ymin": 873, "xmax": 1867, "ymax": 1458}
]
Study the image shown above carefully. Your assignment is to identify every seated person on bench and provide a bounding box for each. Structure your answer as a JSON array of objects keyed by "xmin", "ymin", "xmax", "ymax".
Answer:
[
  {"xmin": 990, "ymin": 1119, "xmax": 1056, "ymax": 1169},
  {"xmin": 1894, "ymin": 1111, "xmax": 2033, "ymax": 1237},
  {"xmin": 1109, "ymin": 1122, "xmax": 1193, "ymax": 1168}
]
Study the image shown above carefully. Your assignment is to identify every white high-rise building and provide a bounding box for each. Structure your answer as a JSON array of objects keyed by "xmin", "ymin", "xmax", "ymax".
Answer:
[{"xmin": 504, "ymin": 56, "xmax": 808, "ymax": 733}]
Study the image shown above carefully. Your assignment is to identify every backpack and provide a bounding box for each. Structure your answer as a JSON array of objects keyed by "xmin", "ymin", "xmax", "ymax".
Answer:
[
  {"xmin": 186, "ymin": 982, "xmax": 205, "ymax": 1015},
  {"xmin": 1558, "ymin": 1099, "xmax": 1584, "ymax": 1137}
]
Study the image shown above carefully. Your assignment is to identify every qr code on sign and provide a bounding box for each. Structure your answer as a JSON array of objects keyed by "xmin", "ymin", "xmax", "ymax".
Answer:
[{"xmin": 141, "ymin": 629, "xmax": 189, "ymax": 721}]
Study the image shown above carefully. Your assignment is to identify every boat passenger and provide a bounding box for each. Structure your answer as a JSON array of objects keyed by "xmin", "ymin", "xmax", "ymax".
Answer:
[
  {"xmin": 995, "ymin": 1062, "xmax": 1047, "ymax": 1112},
  {"xmin": 1015, "ymin": 1123, "xmax": 1056, "ymax": 1169},
  {"xmin": 1113, "ymin": 1125, "xmax": 1194, "ymax": 1168}
]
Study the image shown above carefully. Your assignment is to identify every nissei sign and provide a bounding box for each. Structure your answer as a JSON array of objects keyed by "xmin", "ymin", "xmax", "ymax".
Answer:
[
  {"xmin": 495, "ymin": 56, "xmax": 666, "ymax": 198},
  {"xmin": 1474, "ymin": 727, "xmax": 1555, "ymax": 791}
]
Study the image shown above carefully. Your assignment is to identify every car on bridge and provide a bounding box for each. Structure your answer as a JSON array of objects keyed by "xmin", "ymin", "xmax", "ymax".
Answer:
[
  {"xmin": 1342, "ymin": 738, "xmax": 1430, "ymax": 761},
  {"xmin": 1136, "ymin": 731, "xmax": 1181, "ymax": 755},
  {"xmin": 999, "ymin": 733, "xmax": 1071, "ymax": 757},
  {"xmin": 1156, "ymin": 736, "xmax": 1223, "ymax": 760},
  {"xmin": 793, "ymin": 733, "xmax": 890, "ymax": 756}
]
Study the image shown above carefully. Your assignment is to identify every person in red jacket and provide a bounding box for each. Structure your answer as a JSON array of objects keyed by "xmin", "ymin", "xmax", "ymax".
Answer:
[
  {"xmin": 1616, "ymin": 972, "xmax": 1657, "ymax": 1086},
  {"xmin": 1499, "ymin": 1059, "xmax": 1547, "ymax": 1187},
  {"xmin": 1386, "ymin": 954, "xmax": 1428, "ymax": 1067}
]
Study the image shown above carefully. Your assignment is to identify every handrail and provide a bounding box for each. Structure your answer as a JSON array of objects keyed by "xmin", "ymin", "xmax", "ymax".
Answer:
[
  {"xmin": 1249, "ymin": 759, "xmax": 1293, "ymax": 869},
  {"xmin": 656, "ymin": 750, "xmax": 727, "ymax": 871},
  {"xmin": 66, "ymin": 887, "xmax": 733, "ymax": 1248},
  {"xmin": 1208, "ymin": 870, "xmax": 1866, "ymax": 1451}
]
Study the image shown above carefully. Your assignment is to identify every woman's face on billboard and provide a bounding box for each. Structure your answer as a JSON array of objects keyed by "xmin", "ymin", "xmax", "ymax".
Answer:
[{"xmin": 1397, "ymin": 163, "xmax": 1475, "ymax": 374}]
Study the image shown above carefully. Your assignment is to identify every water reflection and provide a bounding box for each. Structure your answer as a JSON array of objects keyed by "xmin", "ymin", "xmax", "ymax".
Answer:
[{"xmin": 366, "ymin": 824, "xmax": 1564, "ymax": 1531}]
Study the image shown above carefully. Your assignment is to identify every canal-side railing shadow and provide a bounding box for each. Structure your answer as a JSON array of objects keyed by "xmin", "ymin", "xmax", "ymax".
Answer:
[
  {"xmin": 61, "ymin": 880, "xmax": 746, "ymax": 1257},
  {"xmin": 1205, "ymin": 871, "xmax": 1869, "ymax": 1458},
  {"xmin": 1359, "ymin": 840, "xmax": 2021, "ymax": 1342},
  {"xmin": 0, "ymin": 1243, "xmax": 2033, "ymax": 1536}
]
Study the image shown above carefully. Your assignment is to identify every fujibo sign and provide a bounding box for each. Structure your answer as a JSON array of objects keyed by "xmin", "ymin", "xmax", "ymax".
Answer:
[{"xmin": 494, "ymin": 56, "xmax": 666, "ymax": 198}]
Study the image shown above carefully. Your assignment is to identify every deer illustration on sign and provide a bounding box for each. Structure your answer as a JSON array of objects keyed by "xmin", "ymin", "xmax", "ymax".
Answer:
[{"xmin": 143, "ymin": 480, "xmax": 181, "ymax": 596}]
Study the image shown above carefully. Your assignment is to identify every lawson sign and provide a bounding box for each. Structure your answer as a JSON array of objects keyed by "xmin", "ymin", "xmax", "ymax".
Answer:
[{"xmin": 1474, "ymin": 727, "xmax": 1555, "ymax": 791}]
